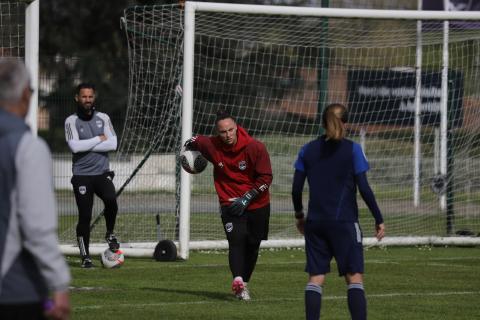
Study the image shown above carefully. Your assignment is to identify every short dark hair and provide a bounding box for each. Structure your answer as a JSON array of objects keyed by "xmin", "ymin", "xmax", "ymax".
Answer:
[
  {"xmin": 215, "ymin": 110, "xmax": 235, "ymax": 124},
  {"xmin": 76, "ymin": 82, "xmax": 96, "ymax": 94}
]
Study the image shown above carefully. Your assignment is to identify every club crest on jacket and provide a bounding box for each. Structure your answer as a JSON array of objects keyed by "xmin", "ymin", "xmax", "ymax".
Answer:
[{"xmin": 238, "ymin": 160, "xmax": 247, "ymax": 170}]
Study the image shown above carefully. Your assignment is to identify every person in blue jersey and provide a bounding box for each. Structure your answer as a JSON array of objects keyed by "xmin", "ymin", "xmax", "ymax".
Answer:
[
  {"xmin": 292, "ymin": 103, "xmax": 385, "ymax": 320},
  {"xmin": 0, "ymin": 58, "xmax": 70, "ymax": 320},
  {"xmin": 65, "ymin": 83, "xmax": 119, "ymax": 268}
]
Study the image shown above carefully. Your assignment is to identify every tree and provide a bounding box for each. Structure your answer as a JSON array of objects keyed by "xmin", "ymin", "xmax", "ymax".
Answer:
[{"xmin": 39, "ymin": 0, "xmax": 151, "ymax": 150}]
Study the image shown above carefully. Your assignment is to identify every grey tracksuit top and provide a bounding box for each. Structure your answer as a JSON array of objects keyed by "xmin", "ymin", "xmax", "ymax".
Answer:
[{"xmin": 64, "ymin": 111, "xmax": 117, "ymax": 176}]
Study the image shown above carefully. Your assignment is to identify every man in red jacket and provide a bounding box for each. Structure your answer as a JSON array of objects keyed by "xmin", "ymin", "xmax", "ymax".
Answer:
[{"xmin": 185, "ymin": 110, "xmax": 272, "ymax": 301}]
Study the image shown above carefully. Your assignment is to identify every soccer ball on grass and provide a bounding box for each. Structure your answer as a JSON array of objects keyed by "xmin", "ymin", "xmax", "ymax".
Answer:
[{"xmin": 100, "ymin": 248, "xmax": 125, "ymax": 269}]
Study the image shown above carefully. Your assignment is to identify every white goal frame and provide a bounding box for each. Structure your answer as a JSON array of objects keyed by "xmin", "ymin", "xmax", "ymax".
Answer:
[
  {"xmin": 178, "ymin": 2, "xmax": 480, "ymax": 259},
  {"xmin": 25, "ymin": 0, "xmax": 39, "ymax": 135}
]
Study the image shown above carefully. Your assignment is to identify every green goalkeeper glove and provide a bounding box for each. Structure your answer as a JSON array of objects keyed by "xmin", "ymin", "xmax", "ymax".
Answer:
[{"xmin": 227, "ymin": 189, "xmax": 259, "ymax": 216}]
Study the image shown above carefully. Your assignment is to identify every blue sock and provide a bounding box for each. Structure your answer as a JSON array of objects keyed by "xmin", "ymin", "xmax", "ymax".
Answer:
[
  {"xmin": 347, "ymin": 283, "xmax": 367, "ymax": 320},
  {"xmin": 305, "ymin": 282, "xmax": 322, "ymax": 320}
]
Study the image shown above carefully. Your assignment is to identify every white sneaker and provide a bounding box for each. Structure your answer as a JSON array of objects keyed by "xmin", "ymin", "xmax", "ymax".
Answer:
[{"xmin": 238, "ymin": 284, "xmax": 251, "ymax": 301}]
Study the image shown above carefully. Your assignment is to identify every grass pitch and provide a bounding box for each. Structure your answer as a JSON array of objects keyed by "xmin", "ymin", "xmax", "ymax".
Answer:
[{"xmin": 68, "ymin": 246, "xmax": 480, "ymax": 320}]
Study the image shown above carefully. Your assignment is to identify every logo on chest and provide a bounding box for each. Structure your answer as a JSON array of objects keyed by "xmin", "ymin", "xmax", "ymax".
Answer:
[
  {"xmin": 238, "ymin": 160, "xmax": 247, "ymax": 171},
  {"xmin": 96, "ymin": 120, "xmax": 103, "ymax": 128}
]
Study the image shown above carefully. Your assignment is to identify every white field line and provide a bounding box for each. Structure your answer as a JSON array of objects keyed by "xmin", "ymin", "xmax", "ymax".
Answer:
[
  {"xmin": 74, "ymin": 290, "xmax": 480, "ymax": 311},
  {"xmin": 110, "ymin": 256, "xmax": 480, "ymax": 270}
]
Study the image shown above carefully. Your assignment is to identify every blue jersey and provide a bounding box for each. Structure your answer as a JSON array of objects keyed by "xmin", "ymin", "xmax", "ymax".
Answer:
[{"xmin": 294, "ymin": 136, "xmax": 369, "ymax": 222}]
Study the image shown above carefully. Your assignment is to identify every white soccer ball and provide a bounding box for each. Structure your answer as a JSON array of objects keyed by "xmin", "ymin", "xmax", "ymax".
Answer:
[
  {"xmin": 180, "ymin": 146, "xmax": 208, "ymax": 174},
  {"xmin": 100, "ymin": 248, "xmax": 125, "ymax": 269}
]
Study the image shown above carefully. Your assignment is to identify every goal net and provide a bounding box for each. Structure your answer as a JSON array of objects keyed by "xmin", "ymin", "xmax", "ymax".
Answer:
[
  {"xmin": 0, "ymin": 1, "xmax": 38, "ymax": 133},
  {"xmin": 0, "ymin": 2, "xmax": 25, "ymax": 58},
  {"xmin": 120, "ymin": 3, "xmax": 480, "ymax": 257}
]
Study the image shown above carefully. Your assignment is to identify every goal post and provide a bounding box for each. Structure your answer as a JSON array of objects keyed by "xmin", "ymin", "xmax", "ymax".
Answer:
[
  {"xmin": 25, "ymin": 0, "xmax": 39, "ymax": 135},
  {"xmin": 179, "ymin": 6, "xmax": 195, "ymax": 259},
  {"xmin": 119, "ymin": 3, "xmax": 480, "ymax": 259}
]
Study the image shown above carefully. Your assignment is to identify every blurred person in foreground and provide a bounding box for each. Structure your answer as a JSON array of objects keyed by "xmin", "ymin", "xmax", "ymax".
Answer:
[
  {"xmin": 0, "ymin": 58, "xmax": 71, "ymax": 319},
  {"xmin": 292, "ymin": 103, "xmax": 385, "ymax": 320}
]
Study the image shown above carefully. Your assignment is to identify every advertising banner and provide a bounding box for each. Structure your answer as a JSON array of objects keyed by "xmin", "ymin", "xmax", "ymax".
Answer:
[{"xmin": 347, "ymin": 69, "xmax": 463, "ymax": 127}]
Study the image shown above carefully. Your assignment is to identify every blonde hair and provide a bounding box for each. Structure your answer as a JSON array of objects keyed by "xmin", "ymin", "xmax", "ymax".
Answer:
[{"xmin": 322, "ymin": 103, "xmax": 348, "ymax": 141}]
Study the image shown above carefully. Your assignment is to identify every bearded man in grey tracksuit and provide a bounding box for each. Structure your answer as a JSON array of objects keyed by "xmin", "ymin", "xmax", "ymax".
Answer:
[
  {"xmin": 0, "ymin": 58, "xmax": 71, "ymax": 320},
  {"xmin": 65, "ymin": 83, "xmax": 120, "ymax": 268}
]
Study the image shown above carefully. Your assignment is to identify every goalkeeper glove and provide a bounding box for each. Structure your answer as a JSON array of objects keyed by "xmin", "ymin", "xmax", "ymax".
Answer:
[
  {"xmin": 184, "ymin": 137, "xmax": 197, "ymax": 151},
  {"xmin": 227, "ymin": 189, "xmax": 259, "ymax": 216}
]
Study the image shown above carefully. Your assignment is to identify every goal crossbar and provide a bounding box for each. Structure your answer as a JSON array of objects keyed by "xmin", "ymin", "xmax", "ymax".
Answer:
[{"xmin": 187, "ymin": 2, "xmax": 480, "ymax": 20}]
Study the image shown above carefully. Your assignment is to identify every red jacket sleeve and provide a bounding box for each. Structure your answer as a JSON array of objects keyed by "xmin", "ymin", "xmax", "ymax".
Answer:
[
  {"xmin": 248, "ymin": 140, "xmax": 273, "ymax": 194},
  {"xmin": 189, "ymin": 135, "xmax": 215, "ymax": 163}
]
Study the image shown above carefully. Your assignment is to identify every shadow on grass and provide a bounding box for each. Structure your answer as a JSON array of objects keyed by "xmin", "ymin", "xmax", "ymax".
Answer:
[{"xmin": 140, "ymin": 287, "xmax": 232, "ymax": 301}]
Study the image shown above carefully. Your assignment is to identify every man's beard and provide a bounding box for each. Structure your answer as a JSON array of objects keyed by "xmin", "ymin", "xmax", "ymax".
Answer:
[{"xmin": 76, "ymin": 103, "xmax": 95, "ymax": 121}]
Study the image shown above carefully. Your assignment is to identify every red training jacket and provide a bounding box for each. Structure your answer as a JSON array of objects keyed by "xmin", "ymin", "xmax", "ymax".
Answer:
[{"xmin": 191, "ymin": 126, "xmax": 272, "ymax": 210}]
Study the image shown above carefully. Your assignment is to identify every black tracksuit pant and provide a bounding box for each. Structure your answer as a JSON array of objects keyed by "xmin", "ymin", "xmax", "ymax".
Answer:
[{"xmin": 71, "ymin": 172, "xmax": 117, "ymax": 256}]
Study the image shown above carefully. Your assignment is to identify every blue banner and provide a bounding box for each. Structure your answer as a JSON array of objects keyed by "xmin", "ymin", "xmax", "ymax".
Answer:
[
  {"xmin": 347, "ymin": 69, "xmax": 463, "ymax": 127},
  {"xmin": 423, "ymin": 0, "xmax": 480, "ymax": 11},
  {"xmin": 423, "ymin": 0, "xmax": 480, "ymax": 29}
]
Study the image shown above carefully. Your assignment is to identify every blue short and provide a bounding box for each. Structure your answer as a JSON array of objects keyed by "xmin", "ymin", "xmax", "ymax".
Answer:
[{"xmin": 304, "ymin": 220, "xmax": 364, "ymax": 276}]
